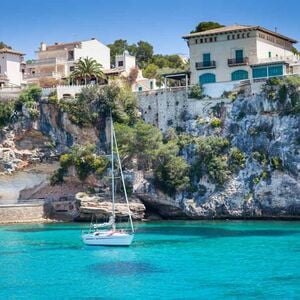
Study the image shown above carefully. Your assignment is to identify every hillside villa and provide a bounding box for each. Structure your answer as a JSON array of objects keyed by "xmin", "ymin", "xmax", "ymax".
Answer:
[
  {"xmin": 25, "ymin": 38, "xmax": 110, "ymax": 85},
  {"xmin": 183, "ymin": 25, "xmax": 299, "ymax": 85},
  {"xmin": 0, "ymin": 47, "xmax": 25, "ymax": 87}
]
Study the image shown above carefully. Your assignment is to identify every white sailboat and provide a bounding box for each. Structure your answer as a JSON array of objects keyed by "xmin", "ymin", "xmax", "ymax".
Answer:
[{"xmin": 81, "ymin": 115, "xmax": 135, "ymax": 246}]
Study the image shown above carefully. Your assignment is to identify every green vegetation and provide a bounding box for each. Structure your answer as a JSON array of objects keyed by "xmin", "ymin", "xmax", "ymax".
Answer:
[
  {"xmin": 60, "ymin": 83, "xmax": 138, "ymax": 126},
  {"xmin": 190, "ymin": 21, "xmax": 224, "ymax": 33},
  {"xmin": 50, "ymin": 144, "xmax": 108, "ymax": 184},
  {"xmin": 0, "ymin": 42, "xmax": 11, "ymax": 49},
  {"xmin": 18, "ymin": 85, "xmax": 42, "ymax": 120},
  {"xmin": 70, "ymin": 57, "xmax": 105, "ymax": 84},
  {"xmin": 210, "ymin": 117, "xmax": 222, "ymax": 128},
  {"xmin": 271, "ymin": 156, "xmax": 283, "ymax": 170},
  {"xmin": 115, "ymin": 122, "xmax": 190, "ymax": 195},
  {"xmin": 108, "ymin": 39, "xmax": 187, "ymax": 85},
  {"xmin": 188, "ymin": 84, "xmax": 204, "ymax": 99},
  {"xmin": 229, "ymin": 147, "xmax": 246, "ymax": 172},
  {"xmin": 262, "ymin": 76, "xmax": 300, "ymax": 114},
  {"xmin": 0, "ymin": 101, "xmax": 15, "ymax": 128},
  {"xmin": 19, "ymin": 85, "xmax": 42, "ymax": 103}
]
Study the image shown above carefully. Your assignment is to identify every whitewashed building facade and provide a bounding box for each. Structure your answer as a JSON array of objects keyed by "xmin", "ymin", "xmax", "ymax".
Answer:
[{"xmin": 183, "ymin": 25, "xmax": 298, "ymax": 85}]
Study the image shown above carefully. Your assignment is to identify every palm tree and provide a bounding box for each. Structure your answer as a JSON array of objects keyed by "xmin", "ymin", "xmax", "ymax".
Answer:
[{"xmin": 71, "ymin": 57, "xmax": 105, "ymax": 85}]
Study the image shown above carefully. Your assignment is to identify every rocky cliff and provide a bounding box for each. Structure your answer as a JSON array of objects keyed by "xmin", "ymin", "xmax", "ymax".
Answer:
[
  {"xmin": 1, "ymin": 85, "xmax": 299, "ymax": 220},
  {"xmin": 136, "ymin": 91, "xmax": 300, "ymax": 219}
]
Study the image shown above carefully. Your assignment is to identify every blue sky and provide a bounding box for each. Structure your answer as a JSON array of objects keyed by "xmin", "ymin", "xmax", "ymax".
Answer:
[{"xmin": 1, "ymin": 0, "xmax": 299, "ymax": 59}]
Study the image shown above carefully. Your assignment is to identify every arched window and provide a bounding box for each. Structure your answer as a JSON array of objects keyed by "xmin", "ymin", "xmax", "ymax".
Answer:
[
  {"xmin": 231, "ymin": 70, "xmax": 248, "ymax": 81},
  {"xmin": 199, "ymin": 73, "xmax": 216, "ymax": 85}
]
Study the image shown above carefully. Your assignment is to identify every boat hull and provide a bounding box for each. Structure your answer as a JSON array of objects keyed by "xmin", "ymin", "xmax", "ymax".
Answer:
[{"xmin": 82, "ymin": 232, "xmax": 134, "ymax": 246}]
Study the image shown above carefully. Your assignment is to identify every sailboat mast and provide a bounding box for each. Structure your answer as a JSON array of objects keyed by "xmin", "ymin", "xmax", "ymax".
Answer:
[
  {"xmin": 112, "ymin": 127, "xmax": 134, "ymax": 233},
  {"xmin": 110, "ymin": 113, "xmax": 116, "ymax": 230}
]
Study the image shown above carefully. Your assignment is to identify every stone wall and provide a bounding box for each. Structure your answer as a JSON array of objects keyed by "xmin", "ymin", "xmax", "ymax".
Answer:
[
  {"xmin": 0, "ymin": 203, "xmax": 46, "ymax": 224},
  {"xmin": 138, "ymin": 88, "xmax": 232, "ymax": 132}
]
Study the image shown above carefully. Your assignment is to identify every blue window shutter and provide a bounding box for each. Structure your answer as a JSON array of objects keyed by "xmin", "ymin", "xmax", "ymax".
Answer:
[
  {"xmin": 235, "ymin": 50, "xmax": 243, "ymax": 63},
  {"xmin": 203, "ymin": 53, "xmax": 211, "ymax": 66},
  {"xmin": 268, "ymin": 65, "xmax": 283, "ymax": 77},
  {"xmin": 231, "ymin": 70, "xmax": 248, "ymax": 81},
  {"xmin": 199, "ymin": 73, "xmax": 216, "ymax": 84},
  {"xmin": 252, "ymin": 67, "xmax": 268, "ymax": 78}
]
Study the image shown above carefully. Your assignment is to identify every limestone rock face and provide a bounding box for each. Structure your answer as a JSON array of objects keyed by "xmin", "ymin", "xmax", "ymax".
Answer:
[
  {"xmin": 135, "ymin": 94, "xmax": 300, "ymax": 219},
  {"xmin": 75, "ymin": 192, "xmax": 146, "ymax": 221}
]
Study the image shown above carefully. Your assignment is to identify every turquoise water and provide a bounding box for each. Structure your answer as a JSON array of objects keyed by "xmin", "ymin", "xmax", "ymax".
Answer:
[{"xmin": 0, "ymin": 221, "xmax": 299, "ymax": 299}]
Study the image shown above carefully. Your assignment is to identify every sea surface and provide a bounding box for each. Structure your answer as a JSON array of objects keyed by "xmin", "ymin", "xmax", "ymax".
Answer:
[{"xmin": 0, "ymin": 220, "xmax": 299, "ymax": 299}]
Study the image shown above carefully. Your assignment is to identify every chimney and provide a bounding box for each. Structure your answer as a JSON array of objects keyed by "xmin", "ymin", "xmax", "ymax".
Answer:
[{"xmin": 40, "ymin": 42, "xmax": 46, "ymax": 51}]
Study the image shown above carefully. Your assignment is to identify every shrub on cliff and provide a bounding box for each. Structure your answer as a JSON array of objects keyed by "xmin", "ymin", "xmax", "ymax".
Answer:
[
  {"xmin": 210, "ymin": 117, "xmax": 222, "ymax": 128},
  {"xmin": 229, "ymin": 147, "xmax": 246, "ymax": 172},
  {"xmin": 60, "ymin": 83, "xmax": 138, "ymax": 127},
  {"xmin": 188, "ymin": 84, "xmax": 204, "ymax": 99},
  {"xmin": 50, "ymin": 144, "xmax": 109, "ymax": 184},
  {"xmin": 191, "ymin": 136, "xmax": 230, "ymax": 185},
  {"xmin": 19, "ymin": 85, "xmax": 42, "ymax": 103},
  {"xmin": 0, "ymin": 101, "xmax": 16, "ymax": 128}
]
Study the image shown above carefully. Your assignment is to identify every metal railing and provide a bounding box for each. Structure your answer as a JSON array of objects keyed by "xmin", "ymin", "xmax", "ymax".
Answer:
[
  {"xmin": 24, "ymin": 72, "xmax": 60, "ymax": 79},
  {"xmin": 195, "ymin": 61, "xmax": 216, "ymax": 70},
  {"xmin": 228, "ymin": 57, "xmax": 249, "ymax": 66},
  {"xmin": 27, "ymin": 57, "xmax": 67, "ymax": 66}
]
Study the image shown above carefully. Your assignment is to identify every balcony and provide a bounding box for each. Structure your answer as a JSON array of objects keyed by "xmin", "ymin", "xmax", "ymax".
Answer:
[
  {"xmin": 24, "ymin": 72, "xmax": 60, "ymax": 79},
  {"xmin": 195, "ymin": 61, "xmax": 216, "ymax": 70},
  {"xmin": 27, "ymin": 58, "xmax": 67, "ymax": 66},
  {"xmin": 228, "ymin": 57, "xmax": 249, "ymax": 67}
]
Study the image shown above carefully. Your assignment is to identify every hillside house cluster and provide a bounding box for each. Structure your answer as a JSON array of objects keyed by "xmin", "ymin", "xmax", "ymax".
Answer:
[{"xmin": 1, "ymin": 24, "xmax": 299, "ymax": 97}]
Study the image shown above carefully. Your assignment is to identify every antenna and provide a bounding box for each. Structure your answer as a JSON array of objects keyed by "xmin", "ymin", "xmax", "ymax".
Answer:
[{"xmin": 275, "ymin": 27, "xmax": 277, "ymax": 33}]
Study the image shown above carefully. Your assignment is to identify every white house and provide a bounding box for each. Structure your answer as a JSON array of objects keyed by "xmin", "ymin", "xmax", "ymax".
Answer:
[
  {"xmin": 0, "ymin": 47, "xmax": 25, "ymax": 87},
  {"xmin": 183, "ymin": 25, "xmax": 298, "ymax": 85},
  {"xmin": 25, "ymin": 38, "xmax": 110, "ymax": 84},
  {"xmin": 104, "ymin": 50, "xmax": 136, "ymax": 79}
]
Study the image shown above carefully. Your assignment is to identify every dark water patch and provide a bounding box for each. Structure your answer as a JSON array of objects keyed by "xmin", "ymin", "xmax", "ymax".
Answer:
[
  {"xmin": 0, "ymin": 250, "xmax": 27, "ymax": 256},
  {"xmin": 134, "ymin": 238, "xmax": 195, "ymax": 247},
  {"xmin": 71, "ymin": 297, "xmax": 113, "ymax": 300},
  {"xmin": 88, "ymin": 261, "xmax": 161, "ymax": 276},
  {"xmin": 5, "ymin": 227, "xmax": 80, "ymax": 233},
  {"xmin": 271, "ymin": 275, "xmax": 300, "ymax": 282},
  {"xmin": 138, "ymin": 226, "xmax": 300, "ymax": 239}
]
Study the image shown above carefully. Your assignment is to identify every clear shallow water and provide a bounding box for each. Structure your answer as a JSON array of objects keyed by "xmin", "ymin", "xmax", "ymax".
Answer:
[{"xmin": 0, "ymin": 221, "xmax": 299, "ymax": 299}]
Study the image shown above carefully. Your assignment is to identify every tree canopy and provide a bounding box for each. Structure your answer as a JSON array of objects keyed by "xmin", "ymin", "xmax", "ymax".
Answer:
[
  {"xmin": 0, "ymin": 42, "xmax": 11, "ymax": 49},
  {"xmin": 108, "ymin": 39, "xmax": 187, "ymax": 76},
  {"xmin": 71, "ymin": 57, "xmax": 105, "ymax": 84},
  {"xmin": 191, "ymin": 21, "xmax": 224, "ymax": 33}
]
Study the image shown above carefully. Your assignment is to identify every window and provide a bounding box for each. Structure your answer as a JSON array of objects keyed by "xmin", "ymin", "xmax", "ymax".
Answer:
[
  {"xmin": 138, "ymin": 86, "xmax": 143, "ymax": 92},
  {"xmin": 235, "ymin": 50, "xmax": 244, "ymax": 63},
  {"xmin": 204, "ymin": 38, "xmax": 207, "ymax": 43},
  {"xmin": 118, "ymin": 61, "xmax": 124, "ymax": 67},
  {"xmin": 68, "ymin": 50, "xmax": 74, "ymax": 61},
  {"xmin": 231, "ymin": 70, "xmax": 248, "ymax": 81},
  {"xmin": 252, "ymin": 67, "xmax": 268, "ymax": 78},
  {"xmin": 242, "ymin": 33, "xmax": 245, "ymax": 38},
  {"xmin": 203, "ymin": 53, "xmax": 211, "ymax": 66},
  {"xmin": 199, "ymin": 73, "xmax": 216, "ymax": 84},
  {"xmin": 150, "ymin": 81, "xmax": 154, "ymax": 89},
  {"xmin": 227, "ymin": 35, "xmax": 230, "ymax": 40},
  {"xmin": 195, "ymin": 39, "xmax": 198, "ymax": 44},
  {"xmin": 200, "ymin": 39, "xmax": 203, "ymax": 43},
  {"xmin": 247, "ymin": 33, "xmax": 250, "ymax": 37},
  {"xmin": 237, "ymin": 34, "xmax": 240, "ymax": 39},
  {"xmin": 214, "ymin": 37, "xmax": 217, "ymax": 42},
  {"xmin": 268, "ymin": 52, "xmax": 272, "ymax": 58},
  {"xmin": 232, "ymin": 35, "xmax": 235, "ymax": 39},
  {"xmin": 268, "ymin": 65, "xmax": 283, "ymax": 77},
  {"xmin": 70, "ymin": 66, "xmax": 74, "ymax": 72},
  {"xmin": 209, "ymin": 37, "xmax": 213, "ymax": 42}
]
